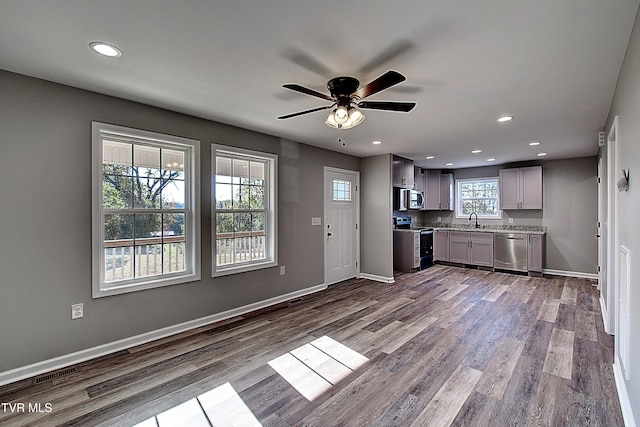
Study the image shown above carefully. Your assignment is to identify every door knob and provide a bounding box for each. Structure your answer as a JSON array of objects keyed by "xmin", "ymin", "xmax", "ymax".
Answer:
[{"xmin": 327, "ymin": 232, "xmax": 333, "ymax": 237}]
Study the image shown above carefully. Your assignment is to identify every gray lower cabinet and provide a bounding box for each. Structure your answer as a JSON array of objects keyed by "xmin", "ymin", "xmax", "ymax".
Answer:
[
  {"xmin": 470, "ymin": 232, "xmax": 494, "ymax": 267},
  {"xmin": 527, "ymin": 234, "xmax": 545, "ymax": 272},
  {"xmin": 449, "ymin": 231, "xmax": 470, "ymax": 264},
  {"xmin": 434, "ymin": 230, "xmax": 449, "ymax": 261},
  {"xmin": 446, "ymin": 230, "xmax": 494, "ymax": 267}
]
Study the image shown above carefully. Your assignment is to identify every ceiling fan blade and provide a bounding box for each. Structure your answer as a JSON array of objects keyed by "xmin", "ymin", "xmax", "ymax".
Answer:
[
  {"xmin": 282, "ymin": 84, "xmax": 333, "ymax": 101},
  {"xmin": 282, "ymin": 48, "xmax": 335, "ymax": 77},
  {"xmin": 354, "ymin": 70, "xmax": 407, "ymax": 100},
  {"xmin": 277, "ymin": 104, "xmax": 334, "ymax": 119},
  {"xmin": 357, "ymin": 101, "xmax": 416, "ymax": 112},
  {"xmin": 357, "ymin": 40, "xmax": 414, "ymax": 75}
]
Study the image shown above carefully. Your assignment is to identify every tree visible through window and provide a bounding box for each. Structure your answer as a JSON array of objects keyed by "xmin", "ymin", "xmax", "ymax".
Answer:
[
  {"xmin": 456, "ymin": 178, "xmax": 501, "ymax": 219},
  {"xmin": 92, "ymin": 122, "xmax": 200, "ymax": 297},
  {"xmin": 213, "ymin": 145, "xmax": 277, "ymax": 275}
]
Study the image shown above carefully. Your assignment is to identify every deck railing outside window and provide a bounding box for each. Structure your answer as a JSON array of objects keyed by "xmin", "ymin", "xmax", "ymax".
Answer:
[
  {"xmin": 104, "ymin": 236, "xmax": 186, "ymax": 282},
  {"xmin": 215, "ymin": 232, "xmax": 266, "ymax": 266}
]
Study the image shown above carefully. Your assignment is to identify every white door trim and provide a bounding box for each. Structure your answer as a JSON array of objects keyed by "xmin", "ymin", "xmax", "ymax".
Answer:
[
  {"xmin": 606, "ymin": 116, "xmax": 619, "ymax": 335},
  {"xmin": 323, "ymin": 166, "xmax": 360, "ymax": 285}
]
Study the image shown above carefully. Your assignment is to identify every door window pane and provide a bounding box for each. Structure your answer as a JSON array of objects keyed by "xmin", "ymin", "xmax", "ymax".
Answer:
[{"xmin": 332, "ymin": 179, "xmax": 351, "ymax": 201}]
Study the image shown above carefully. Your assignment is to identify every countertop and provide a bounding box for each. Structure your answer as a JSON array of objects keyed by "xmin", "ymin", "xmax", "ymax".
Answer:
[{"xmin": 410, "ymin": 223, "xmax": 547, "ymax": 235}]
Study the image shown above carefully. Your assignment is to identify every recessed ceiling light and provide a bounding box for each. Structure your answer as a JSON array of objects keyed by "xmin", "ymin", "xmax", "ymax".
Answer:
[
  {"xmin": 425, "ymin": 156, "xmax": 435, "ymax": 160},
  {"xmin": 529, "ymin": 141, "xmax": 541, "ymax": 146},
  {"xmin": 497, "ymin": 115, "xmax": 514, "ymax": 123},
  {"xmin": 471, "ymin": 149, "xmax": 482, "ymax": 154},
  {"xmin": 89, "ymin": 42, "xmax": 122, "ymax": 57},
  {"xmin": 486, "ymin": 158, "xmax": 496, "ymax": 162},
  {"xmin": 371, "ymin": 140, "xmax": 383, "ymax": 145},
  {"xmin": 536, "ymin": 152, "xmax": 547, "ymax": 157},
  {"xmin": 445, "ymin": 162, "xmax": 454, "ymax": 166}
]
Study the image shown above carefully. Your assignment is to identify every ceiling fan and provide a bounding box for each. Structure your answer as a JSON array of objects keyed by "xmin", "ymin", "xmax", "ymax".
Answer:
[{"xmin": 277, "ymin": 70, "xmax": 416, "ymax": 129}]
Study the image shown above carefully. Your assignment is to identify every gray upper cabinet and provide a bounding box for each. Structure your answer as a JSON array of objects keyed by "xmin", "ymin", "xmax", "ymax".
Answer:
[
  {"xmin": 424, "ymin": 169, "xmax": 441, "ymax": 210},
  {"xmin": 392, "ymin": 155, "xmax": 414, "ymax": 188},
  {"xmin": 414, "ymin": 167, "xmax": 425, "ymax": 192},
  {"xmin": 439, "ymin": 173, "xmax": 454, "ymax": 211},
  {"xmin": 424, "ymin": 170, "xmax": 454, "ymax": 210},
  {"xmin": 499, "ymin": 166, "xmax": 542, "ymax": 209}
]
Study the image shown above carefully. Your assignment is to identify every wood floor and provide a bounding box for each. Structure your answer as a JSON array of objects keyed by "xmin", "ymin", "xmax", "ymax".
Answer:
[{"xmin": 0, "ymin": 265, "xmax": 624, "ymax": 426}]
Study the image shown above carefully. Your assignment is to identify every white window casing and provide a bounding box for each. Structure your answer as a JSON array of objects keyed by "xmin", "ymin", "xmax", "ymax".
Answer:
[
  {"xmin": 455, "ymin": 177, "xmax": 502, "ymax": 219},
  {"xmin": 212, "ymin": 144, "xmax": 278, "ymax": 276},
  {"xmin": 92, "ymin": 122, "xmax": 201, "ymax": 297}
]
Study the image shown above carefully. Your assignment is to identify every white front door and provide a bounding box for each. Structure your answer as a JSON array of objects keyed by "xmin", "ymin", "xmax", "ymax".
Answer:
[{"xmin": 324, "ymin": 167, "xmax": 359, "ymax": 285}]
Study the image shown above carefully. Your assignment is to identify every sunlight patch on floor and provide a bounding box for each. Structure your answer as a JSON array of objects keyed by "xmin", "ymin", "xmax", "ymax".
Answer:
[
  {"xmin": 268, "ymin": 335, "xmax": 369, "ymax": 401},
  {"xmin": 132, "ymin": 382, "xmax": 261, "ymax": 427}
]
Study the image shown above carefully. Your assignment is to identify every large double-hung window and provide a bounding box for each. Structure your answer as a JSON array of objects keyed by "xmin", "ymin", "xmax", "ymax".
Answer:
[
  {"xmin": 92, "ymin": 122, "xmax": 200, "ymax": 297},
  {"xmin": 213, "ymin": 144, "xmax": 277, "ymax": 276}
]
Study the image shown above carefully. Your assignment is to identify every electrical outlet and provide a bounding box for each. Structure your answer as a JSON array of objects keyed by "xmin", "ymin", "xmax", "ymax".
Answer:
[
  {"xmin": 71, "ymin": 303, "xmax": 83, "ymax": 319},
  {"xmin": 280, "ymin": 266, "xmax": 286, "ymax": 275},
  {"xmin": 437, "ymin": 217, "xmax": 442, "ymax": 222},
  {"xmin": 509, "ymin": 218, "xmax": 514, "ymax": 224}
]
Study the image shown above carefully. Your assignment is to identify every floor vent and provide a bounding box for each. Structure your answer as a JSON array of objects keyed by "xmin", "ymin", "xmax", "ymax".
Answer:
[{"xmin": 33, "ymin": 367, "xmax": 78, "ymax": 384}]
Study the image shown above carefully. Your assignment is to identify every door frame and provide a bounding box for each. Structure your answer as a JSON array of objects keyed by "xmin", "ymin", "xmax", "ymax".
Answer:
[
  {"xmin": 605, "ymin": 116, "xmax": 619, "ymax": 335},
  {"xmin": 323, "ymin": 166, "xmax": 360, "ymax": 285}
]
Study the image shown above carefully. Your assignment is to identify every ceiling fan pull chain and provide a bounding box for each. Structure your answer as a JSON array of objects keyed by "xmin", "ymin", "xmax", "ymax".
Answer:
[{"xmin": 338, "ymin": 128, "xmax": 346, "ymax": 147}]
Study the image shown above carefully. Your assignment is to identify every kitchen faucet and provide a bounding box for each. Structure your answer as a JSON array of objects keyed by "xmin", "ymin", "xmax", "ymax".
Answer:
[{"xmin": 469, "ymin": 211, "xmax": 479, "ymax": 228}]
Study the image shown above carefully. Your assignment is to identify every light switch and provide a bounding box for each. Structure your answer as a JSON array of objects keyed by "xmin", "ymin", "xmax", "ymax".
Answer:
[{"xmin": 312, "ymin": 217, "xmax": 322, "ymax": 226}]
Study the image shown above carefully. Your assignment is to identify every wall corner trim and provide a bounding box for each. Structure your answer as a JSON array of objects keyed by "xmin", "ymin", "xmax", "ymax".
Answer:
[
  {"xmin": 0, "ymin": 283, "xmax": 327, "ymax": 387},
  {"xmin": 358, "ymin": 273, "xmax": 395, "ymax": 283}
]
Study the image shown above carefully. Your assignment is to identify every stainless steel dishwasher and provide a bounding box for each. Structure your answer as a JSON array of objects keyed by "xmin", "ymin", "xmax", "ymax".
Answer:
[{"xmin": 494, "ymin": 233, "xmax": 528, "ymax": 272}]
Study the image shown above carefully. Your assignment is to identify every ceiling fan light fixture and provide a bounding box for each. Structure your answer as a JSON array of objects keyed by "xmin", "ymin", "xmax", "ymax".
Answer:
[
  {"xmin": 325, "ymin": 110, "xmax": 340, "ymax": 128},
  {"xmin": 335, "ymin": 105, "xmax": 349, "ymax": 124},
  {"xmin": 347, "ymin": 107, "xmax": 365, "ymax": 126},
  {"xmin": 325, "ymin": 106, "xmax": 365, "ymax": 129}
]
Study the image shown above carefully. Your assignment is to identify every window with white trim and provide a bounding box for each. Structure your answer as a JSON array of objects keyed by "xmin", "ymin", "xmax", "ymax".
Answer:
[
  {"xmin": 92, "ymin": 122, "xmax": 200, "ymax": 297},
  {"xmin": 213, "ymin": 145, "xmax": 277, "ymax": 276},
  {"xmin": 455, "ymin": 177, "xmax": 501, "ymax": 219}
]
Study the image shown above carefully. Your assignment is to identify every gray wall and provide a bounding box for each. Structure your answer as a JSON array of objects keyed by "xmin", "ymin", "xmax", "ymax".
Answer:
[
  {"xmin": 418, "ymin": 157, "xmax": 598, "ymax": 274},
  {"xmin": 0, "ymin": 70, "xmax": 360, "ymax": 373},
  {"xmin": 360, "ymin": 155, "xmax": 393, "ymax": 280},
  {"xmin": 604, "ymin": 4, "xmax": 640, "ymax": 420}
]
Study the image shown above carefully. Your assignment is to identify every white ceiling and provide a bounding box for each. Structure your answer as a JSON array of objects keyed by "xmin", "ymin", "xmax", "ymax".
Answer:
[{"xmin": 1, "ymin": 0, "xmax": 638, "ymax": 168}]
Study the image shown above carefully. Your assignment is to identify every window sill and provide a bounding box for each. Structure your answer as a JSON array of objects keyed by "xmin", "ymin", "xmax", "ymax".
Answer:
[
  {"xmin": 213, "ymin": 260, "xmax": 277, "ymax": 277},
  {"xmin": 93, "ymin": 272, "xmax": 201, "ymax": 298}
]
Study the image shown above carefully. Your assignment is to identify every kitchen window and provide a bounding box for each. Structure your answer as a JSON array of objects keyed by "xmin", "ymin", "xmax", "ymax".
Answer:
[
  {"xmin": 213, "ymin": 145, "xmax": 277, "ymax": 276},
  {"xmin": 455, "ymin": 177, "xmax": 501, "ymax": 219},
  {"xmin": 92, "ymin": 122, "xmax": 201, "ymax": 297}
]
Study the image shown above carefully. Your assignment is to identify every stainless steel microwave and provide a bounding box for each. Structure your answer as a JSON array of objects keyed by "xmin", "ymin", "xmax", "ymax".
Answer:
[{"xmin": 397, "ymin": 189, "xmax": 425, "ymax": 211}]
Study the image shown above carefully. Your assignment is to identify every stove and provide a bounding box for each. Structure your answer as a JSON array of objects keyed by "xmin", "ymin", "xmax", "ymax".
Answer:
[{"xmin": 393, "ymin": 217, "xmax": 434, "ymax": 270}]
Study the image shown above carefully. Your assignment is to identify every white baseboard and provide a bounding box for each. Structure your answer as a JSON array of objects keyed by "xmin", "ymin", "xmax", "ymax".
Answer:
[
  {"xmin": 599, "ymin": 295, "xmax": 612, "ymax": 335},
  {"xmin": 358, "ymin": 273, "xmax": 395, "ymax": 283},
  {"xmin": 0, "ymin": 283, "xmax": 327, "ymax": 387},
  {"xmin": 542, "ymin": 268, "xmax": 598, "ymax": 280},
  {"xmin": 613, "ymin": 359, "xmax": 637, "ymax": 427}
]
